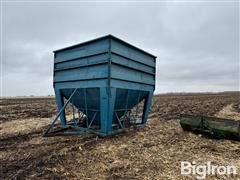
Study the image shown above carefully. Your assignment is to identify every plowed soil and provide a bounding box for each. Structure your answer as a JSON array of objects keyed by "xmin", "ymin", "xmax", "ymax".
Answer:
[{"xmin": 1, "ymin": 92, "xmax": 240, "ymax": 179}]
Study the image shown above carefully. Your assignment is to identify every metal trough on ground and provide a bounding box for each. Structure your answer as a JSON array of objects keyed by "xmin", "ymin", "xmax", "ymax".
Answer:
[{"xmin": 180, "ymin": 114, "xmax": 240, "ymax": 141}]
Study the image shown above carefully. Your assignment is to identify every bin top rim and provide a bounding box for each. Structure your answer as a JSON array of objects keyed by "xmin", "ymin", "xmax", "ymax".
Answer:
[{"xmin": 53, "ymin": 34, "xmax": 157, "ymax": 58}]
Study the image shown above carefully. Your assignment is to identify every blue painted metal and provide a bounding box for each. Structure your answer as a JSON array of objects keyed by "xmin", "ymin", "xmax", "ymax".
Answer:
[{"xmin": 47, "ymin": 35, "xmax": 156, "ymax": 136}]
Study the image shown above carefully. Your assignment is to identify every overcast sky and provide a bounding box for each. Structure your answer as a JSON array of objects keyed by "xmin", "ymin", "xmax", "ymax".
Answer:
[{"xmin": 1, "ymin": 1, "xmax": 239, "ymax": 96}]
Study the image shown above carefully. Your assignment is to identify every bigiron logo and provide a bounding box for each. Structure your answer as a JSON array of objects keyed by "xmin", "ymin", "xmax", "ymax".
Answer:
[{"xmin": 181, "ymin": 161, "xmax": 238, "ymax": 179}]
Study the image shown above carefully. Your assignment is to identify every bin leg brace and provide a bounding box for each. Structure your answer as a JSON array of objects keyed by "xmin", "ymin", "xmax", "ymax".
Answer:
[{"xmin": 44, "ymin": 88, "xmax": 78, "ymax": 136}]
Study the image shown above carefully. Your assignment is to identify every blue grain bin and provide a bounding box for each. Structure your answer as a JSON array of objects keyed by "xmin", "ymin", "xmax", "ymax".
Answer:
[{"xmin": 51, "ymin": 35, "xmax": 156, "ymax": 136}]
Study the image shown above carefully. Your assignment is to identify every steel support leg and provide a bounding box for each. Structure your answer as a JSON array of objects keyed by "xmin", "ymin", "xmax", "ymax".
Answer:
[
  {"xmin": 100, "ymin": 87, "xmax": 108, "ymax": 135},
  {"xmin": 142, "ymin": 91, "xmax": 153, "ymax": 124},
  {"xmin": 108, "ymin": 87, "xmax": 116, "ymax": 131},
  {"xmin": 100, "ymin": 87, "xmax": 116, "ymax": 135},
  {"xmin": 54, "ymin": 89, "xmax": 66, "ymax": 126}
]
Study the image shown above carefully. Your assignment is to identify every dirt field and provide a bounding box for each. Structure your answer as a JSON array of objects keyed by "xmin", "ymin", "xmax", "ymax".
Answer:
[{"xmin": 1, "ymin": 92, "xmax": 240, "ymax": 179}]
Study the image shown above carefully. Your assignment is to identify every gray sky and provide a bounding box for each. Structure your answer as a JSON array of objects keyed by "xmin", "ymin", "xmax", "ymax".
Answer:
[{"xmin": 1, "ymin": 1, "xmax": 239, "ymax": 96}]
